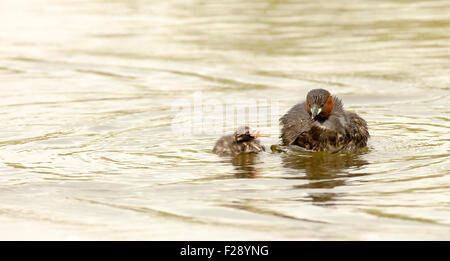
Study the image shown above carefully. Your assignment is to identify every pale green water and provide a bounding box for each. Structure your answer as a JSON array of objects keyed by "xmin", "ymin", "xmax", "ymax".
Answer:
[{"xmin": 0, "ymin": 0, "xmax": 449, "ymax": 240}]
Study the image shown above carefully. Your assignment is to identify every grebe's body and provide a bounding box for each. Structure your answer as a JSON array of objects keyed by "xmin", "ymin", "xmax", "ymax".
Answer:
[
  {"xmin": 280, "ymin": 89, "xmax": 369, "ymax": 152},
  {"xmin": 213, "ymin": 126, "xmax": 265, "ymax": 156}
]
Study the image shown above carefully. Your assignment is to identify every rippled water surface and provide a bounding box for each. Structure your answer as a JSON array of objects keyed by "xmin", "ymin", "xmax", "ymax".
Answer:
[{"xmin": 1, "ymin": 0, "xmax": 449, "ymax": 240}]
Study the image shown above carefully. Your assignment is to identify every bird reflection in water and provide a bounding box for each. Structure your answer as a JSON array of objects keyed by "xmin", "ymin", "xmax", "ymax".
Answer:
[
  {"xmin": 227, "ymin": 153, "xmax": 263, "ymax": 178},
  {"xmin": 279, "ymin": 146, "xmax": 369, "ymax": 205}
]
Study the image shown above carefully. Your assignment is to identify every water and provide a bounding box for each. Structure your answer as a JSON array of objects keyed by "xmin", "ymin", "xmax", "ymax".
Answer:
[{"xmin": 0, "ymin": 0, "xmax": 449, "ymax": 240}]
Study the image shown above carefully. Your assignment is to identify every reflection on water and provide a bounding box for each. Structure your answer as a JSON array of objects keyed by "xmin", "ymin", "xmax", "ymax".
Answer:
[
  {"xmin": 282, "ymin": 149, "xmax": 369, "ymax": 180},
  {"xmin": 281, "ymin": 149, "xmax": 369, "ymax": 205},
  {"xmin": 229, "ymin": 153, "xmax": 263, "ymax": 178}
]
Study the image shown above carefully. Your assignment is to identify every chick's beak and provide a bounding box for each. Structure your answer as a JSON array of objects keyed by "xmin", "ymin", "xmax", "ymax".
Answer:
[{"xmin": 250, "ymin": 130, "xmax": 261, "ymax": 138}]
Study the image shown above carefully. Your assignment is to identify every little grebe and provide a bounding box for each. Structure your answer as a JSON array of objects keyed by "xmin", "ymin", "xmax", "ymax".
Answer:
[
  {"xmin": 280, "ymin": 89, "xmax": 369, "ymax": 152},
  {"xmin": 213, "ymin": 126, "xmax": 265, "ymax": 156}
]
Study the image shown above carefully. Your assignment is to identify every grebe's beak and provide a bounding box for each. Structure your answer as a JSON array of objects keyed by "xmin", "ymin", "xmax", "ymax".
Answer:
[{"xmin": 310, "ymin": 106, "xmax": 322, "ymax": 119}]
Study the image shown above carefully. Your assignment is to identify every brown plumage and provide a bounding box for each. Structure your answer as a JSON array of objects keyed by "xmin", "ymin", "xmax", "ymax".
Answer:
[
  {"xmin": 280, "ymin": 89, "xmax": 369, "ymax": 153},
  {"xmin": 213, "ymin": 126, "xmax": 265, "ymax": 156}
]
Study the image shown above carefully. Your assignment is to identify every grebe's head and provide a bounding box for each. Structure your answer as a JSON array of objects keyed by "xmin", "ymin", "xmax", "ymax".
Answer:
[
  {"xmin": 233, "ymin": 126, "xmax": 261, "ymax": 142},
  {"xmin": 305, "ymin": 89, "xmax": 334, "ymax": 120}
]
